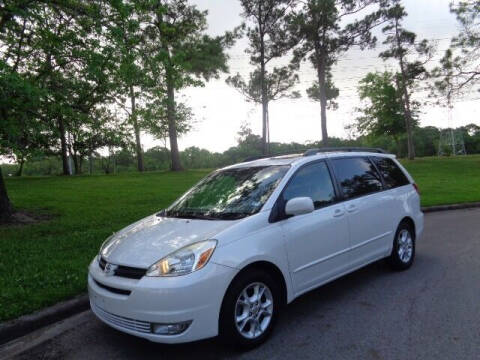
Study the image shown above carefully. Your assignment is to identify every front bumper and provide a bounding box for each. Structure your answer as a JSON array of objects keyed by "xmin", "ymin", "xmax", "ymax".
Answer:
[{"xmin": 88, "ymin": 258, "xmax": 237, "ymax": 343}]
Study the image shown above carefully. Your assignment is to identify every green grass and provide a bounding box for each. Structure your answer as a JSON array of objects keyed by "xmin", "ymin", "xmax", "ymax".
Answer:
[
  {"xmin": 1, "ymin": 155, "xmax": 480, "ymax": 322},
  {"xmin": 400, "ymin": 155, "xmax": 480, "ymax": 207},
  {"xmin": 0, "ymin": 170, "xmax": 209, "ymax": 322}
]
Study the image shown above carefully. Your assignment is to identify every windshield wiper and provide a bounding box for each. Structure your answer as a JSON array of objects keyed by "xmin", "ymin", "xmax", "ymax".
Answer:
[
  {"xmin": 213, "ymin": 212, "xmax": 252, "ymax": 220},
  {"xmin": 165, "ymin": 210, "xmax": 217, "ymax": 220}
]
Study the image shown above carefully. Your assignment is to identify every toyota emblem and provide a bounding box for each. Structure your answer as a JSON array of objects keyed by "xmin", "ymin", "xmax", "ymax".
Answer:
[{"xmin": 104, "ymin": 262, "xmax": 117, "ymax": 276}]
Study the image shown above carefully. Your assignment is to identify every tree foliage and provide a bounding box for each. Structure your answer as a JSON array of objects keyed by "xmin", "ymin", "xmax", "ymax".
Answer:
[
  {"xmin": 141, "ymin": 0, "xmax": 237, "ymax": 170},
  {"xmin": 227, "ymin": 0, "xmax": 298, "ymax": 155},
  {"xmin": 446, "ymin": 0, "xmax": 480, "ymax": 91},
  {"xmin": 379, "ymin": 0, "xmax": 434, "ymax": 160},
  {"xmin": 289, "ymin": 0, "xmax": 387, "ymax": 146},
  {"xmin": 108, "ymin": 0, "xmax": 151, "ymax": 172},
  {"xmin": 352, "ymin": 71, "xmax": 418, "ymax": 154}
]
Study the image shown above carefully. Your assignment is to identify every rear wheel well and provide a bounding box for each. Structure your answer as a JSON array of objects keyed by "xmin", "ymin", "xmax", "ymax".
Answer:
[{"xmin": 399, "ymin": 217, "xmax": 415, "ymax": 239}]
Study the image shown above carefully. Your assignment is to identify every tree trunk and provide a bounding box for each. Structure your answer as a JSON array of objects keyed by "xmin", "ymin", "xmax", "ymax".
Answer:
[
  {"xmin": 260, "ymin": 66, "xmax": 269, "ymax": 155},
  {"xmin": 395, "ymin": 20, "xmax": 415, "ymax": 160},
  {"xmin": 392, "ymin": 135, "xmax": 401, "ymax": 158},
  {"xmin": 399, "ymin": 66, "xmax": 415, "ymax": 160},
  {"xmin": 16, "ymin": 158, "xmax": 25, "ymax": 177},
  {"xmin": 258, "ymin": 32, "xmax": 270, "ymax": 155},
  {"xmin": 89, "ymin": 153, "xmax": 93, "ymax": 175},
  {"xmin": 166, "ymin": 70, "xmax": 183, "ymax": 171},
  {"xmin": 58, "ymin": 118, "xmax": 70, "ymax": 175},
  {"xmin": 315, "ymin": 44, "xmax": 329, "ymax": 147},
  {"xmin": 129, "ymin": 85, "xmax": 144, "ymax": 172},
  {"xmin": 259, "ymin": 3, "xmax": 269, "ymax": 155},
  {"xmin": 72, "ymin": 155, "xmax": 79, "ymax": 175},
  {"xmin": 0, "ymin": 166, "xmax": 13, "ymax": 223}
]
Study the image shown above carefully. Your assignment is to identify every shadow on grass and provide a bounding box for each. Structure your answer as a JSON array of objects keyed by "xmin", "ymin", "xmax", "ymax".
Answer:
[{"xmin": 0, "ymin": 208, "xmax": 55, "ymax": 227}]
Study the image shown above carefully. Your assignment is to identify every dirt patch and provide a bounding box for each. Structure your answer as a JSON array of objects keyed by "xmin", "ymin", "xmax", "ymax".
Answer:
[{"xmin": 0, "ymin": 210, "xmax": 54, "ymax": 226}]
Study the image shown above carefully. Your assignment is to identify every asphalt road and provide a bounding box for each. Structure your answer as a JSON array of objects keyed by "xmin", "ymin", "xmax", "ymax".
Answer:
[{"xmin": 11, "ymin": 208, "xmax": 480, "ymax": 360}]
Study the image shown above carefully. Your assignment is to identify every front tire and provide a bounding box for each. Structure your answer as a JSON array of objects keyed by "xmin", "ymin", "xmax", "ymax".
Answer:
[
  {"xmin": 388, "ymin": 221, "xmax": 415, "ymax": 271},
  {"xmin": 219, "ymin": 269, "xmax": 281, "ymax": 348}
]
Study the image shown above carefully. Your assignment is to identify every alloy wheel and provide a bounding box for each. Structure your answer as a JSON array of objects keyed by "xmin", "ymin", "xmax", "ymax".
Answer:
[
  {"xmin": 397, "ymin": 229, "xmax": 413, "ymax": 263},
  {"xmin": 234, "ymin": 282, "xmax": 274, "ymax": 339}
]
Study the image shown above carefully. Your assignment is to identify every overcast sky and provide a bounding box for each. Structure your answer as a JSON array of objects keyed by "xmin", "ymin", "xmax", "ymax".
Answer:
[{"xmin": 145, "ymin": 0, "xmax": 479, "ymax": 153}]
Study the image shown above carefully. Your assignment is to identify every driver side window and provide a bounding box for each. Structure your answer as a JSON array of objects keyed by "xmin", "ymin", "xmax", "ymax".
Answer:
[{"xmin": 283, "ymin": 162, "xmax": 336, "ymax": 209}]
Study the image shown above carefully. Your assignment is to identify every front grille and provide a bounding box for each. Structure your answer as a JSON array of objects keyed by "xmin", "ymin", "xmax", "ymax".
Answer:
[
  {"xmin": 99, "ymin": 257, "xmax": 147, "ymax": 279},
  {"xmin": 94, "ymin": 280, "xmax": 131, "ymax": 296},
  {"xmin": 91, "ymin": 303, "xmax": 151, "ymax": 334},
  {"xmin": 115, "ymin": 265, "xmax": 147, "ymax": 279}
]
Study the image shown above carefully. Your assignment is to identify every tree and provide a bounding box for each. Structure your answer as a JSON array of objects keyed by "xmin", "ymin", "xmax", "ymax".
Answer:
[
  {"xmin": 0, "ymin": 0, "xmax": 47, "ymax": 219},
  {"xmin": 109, "ymin": 0, "xmax": 149, "ymax": 172},
  {"xmin": 142, "ymin": 0, "xmax": 237, "ymax": 171},
  {"xmin": 226, "ymin": 0, "xmax": 298, "ymax": 155},
  {"xmin": 289, "ymin": 0, "xmax": 387, "ymax": 146},
  {"xmin": 352, "ymin": 71, "xmax": 418, "ymax": 154},
  {"xmin": 0, "ymin": 59, "xmax": 45, "ymax": 220},
  {"xmin": 141, "ymin": 98, "xmax": 194, "ymax": 151},
  {"xmin": 68, "ymin": 108, "xmax": 132, "ymax": 174},
  {"xmin": 379, "ymin": 0, "xmax": 434, "ymax": 160},
  {"xmin": 446, "ymin": 0, "xmax": 480, "ymax": 91},
  {"xmin": 0, "ymin": 166, "xmax": 12, "ymax": 222},
  {"xmin": 431, "ymin": 49, "xmax": 459, "ymax": 106},
  {"xmin": 4, "ymin": 1, "xmax": 118, "ymax": 175},
  {"xmin": 306, "ymin": 70, "xmax": 339, "ymax": 110},
  {"xmin": 226, "ymin": 67, "xmax": 300, "ymax": 155}
]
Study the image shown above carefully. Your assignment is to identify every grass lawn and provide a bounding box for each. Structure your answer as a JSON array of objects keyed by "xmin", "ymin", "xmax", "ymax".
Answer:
[
  {"xmin": 400, "ymin": 155, "xmax": 480, "ymax": 207},
  {"xmin": 1, "ymin": 155, "xmax": 480, "ymax": 322}
]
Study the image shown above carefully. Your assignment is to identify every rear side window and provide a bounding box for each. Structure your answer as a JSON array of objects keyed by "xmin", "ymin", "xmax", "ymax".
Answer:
[
  {"xmin": 371, "ymin": 157, "xmax": 410, "ymax": 189},
  {"xmin": 332, "ymin": 157, "xmax": 383, "ymax": 199},
  {"xmin": 283, "ymin": 161, "xmax": 335, "ymax": 209}
]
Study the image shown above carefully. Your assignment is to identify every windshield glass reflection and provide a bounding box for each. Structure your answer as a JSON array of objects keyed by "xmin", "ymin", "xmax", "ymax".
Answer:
[{"xmin": 166, "ymin": 166, "xmax": 289, "ymax": 220}]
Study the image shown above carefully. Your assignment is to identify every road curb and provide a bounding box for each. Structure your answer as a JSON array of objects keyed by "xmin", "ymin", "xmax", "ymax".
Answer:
[
  {"xmin": 0, "ymin": 294, "xmax": 89, "ymax": 346},
  {"xmin": 422, "ymin": 202, "xmax": 480, "ymax": 213}
]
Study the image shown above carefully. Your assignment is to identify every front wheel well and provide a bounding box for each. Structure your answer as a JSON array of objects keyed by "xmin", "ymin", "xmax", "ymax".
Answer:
[{"xmin": 226, "ymin": 261, "xmax": 288, "ymax": 307}]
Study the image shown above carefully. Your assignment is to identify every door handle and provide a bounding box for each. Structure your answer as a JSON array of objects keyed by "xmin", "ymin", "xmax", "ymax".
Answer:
[
  {"xmin": 333, "ymin": 208, "xmax": 344, "ymax": 217},
  {"xmin": 346, "ymin": 204, "xmax": 357, "ymax": 213}
]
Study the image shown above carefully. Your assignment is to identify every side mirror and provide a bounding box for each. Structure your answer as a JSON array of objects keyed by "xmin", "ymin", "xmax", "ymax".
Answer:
[{"xmin": 285, "ymin": 197, "xmax": 314, "ymax": 216}]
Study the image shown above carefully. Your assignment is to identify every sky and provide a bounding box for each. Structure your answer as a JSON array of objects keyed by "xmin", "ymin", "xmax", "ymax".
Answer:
[{"xmin": 145, "ymin": 0, "xmax": 479, "ymax": 153}]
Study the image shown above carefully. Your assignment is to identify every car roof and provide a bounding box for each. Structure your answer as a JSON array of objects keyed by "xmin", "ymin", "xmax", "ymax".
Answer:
[{"xmin": 223, "ymin": 151, "xmax": 396, "ymax": 170}]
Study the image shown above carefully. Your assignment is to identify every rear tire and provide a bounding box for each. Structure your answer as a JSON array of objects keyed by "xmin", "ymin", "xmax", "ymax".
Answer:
[
  {"xmin": 388, "ymin": 221, "xmax": 415, "ymax": 271},
  {"xmin": 219, "ymin": 269, "xmax": 281, "ymax": 348}
]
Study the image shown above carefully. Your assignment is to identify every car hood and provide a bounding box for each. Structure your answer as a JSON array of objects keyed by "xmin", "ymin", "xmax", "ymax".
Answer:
[{"xmin": 100, "ymin": 214, "xmax": 240, "ymax": 268}]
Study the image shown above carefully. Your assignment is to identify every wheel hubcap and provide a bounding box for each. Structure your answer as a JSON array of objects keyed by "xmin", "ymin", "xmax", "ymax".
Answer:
[
  {"xmin": 397, "ymin": 229, "xmax": 413, "ymax": 263},
  {"xmin": 234, "ymin": 282, "xmax": 273, "ymax": 339}
]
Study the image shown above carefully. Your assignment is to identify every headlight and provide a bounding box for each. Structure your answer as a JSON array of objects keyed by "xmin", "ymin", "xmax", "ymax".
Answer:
[
  {"xmin": 99, "ymin": 234, "xmax": 115, "ymax": 256},
  {"xmin": 146, "ymin": 240, "xmax": 217, "ymax": 277}
]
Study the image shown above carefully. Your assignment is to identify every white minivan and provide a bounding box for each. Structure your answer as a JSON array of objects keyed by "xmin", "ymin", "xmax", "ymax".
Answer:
[{"xmin": 88, "ymin": 148, "xmax": 424, "ymax": 347}]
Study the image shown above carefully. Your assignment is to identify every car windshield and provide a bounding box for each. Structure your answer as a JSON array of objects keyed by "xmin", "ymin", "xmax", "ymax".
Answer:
[{"xmin": 166, "ymin": 165, "xmax": 290, "ymax": 220}]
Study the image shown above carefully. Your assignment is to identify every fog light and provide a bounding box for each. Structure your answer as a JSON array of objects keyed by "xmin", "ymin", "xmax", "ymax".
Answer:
[{"xmin": 151, "ymin": 320, "xmax": 192, "ymax": 335}]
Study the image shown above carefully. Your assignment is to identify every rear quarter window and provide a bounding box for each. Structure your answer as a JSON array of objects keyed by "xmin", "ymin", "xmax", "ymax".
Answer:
[
  {"xmin": 371, "ymin": 157, "xmax": 410, "ymax": 189},
  {"xmin": 331, "ymin": 157, "xmax": 383, "ymax": 199}
]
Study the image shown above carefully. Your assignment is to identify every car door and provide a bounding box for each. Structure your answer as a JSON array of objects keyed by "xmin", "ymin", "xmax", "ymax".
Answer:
[
  {"xmin": 330, "ymin": 157, "xmax": 393, "ymax": 268},
  {"xmin": 279, "ymin": 161, "xmax": 350, "ymax": 295}
]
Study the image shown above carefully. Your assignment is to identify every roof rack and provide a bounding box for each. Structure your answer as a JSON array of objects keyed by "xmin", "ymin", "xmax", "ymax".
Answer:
[
  {"xmin": 243, "ymin": 151, "xmax": 306, "ymax": 163},
  {"xmin": 303, "ymin": 147, "xmax": 387, "ymax": 157},
  {"xmin": 243, "ymin": 155, "xmax": 269, "ymax": 162}
]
